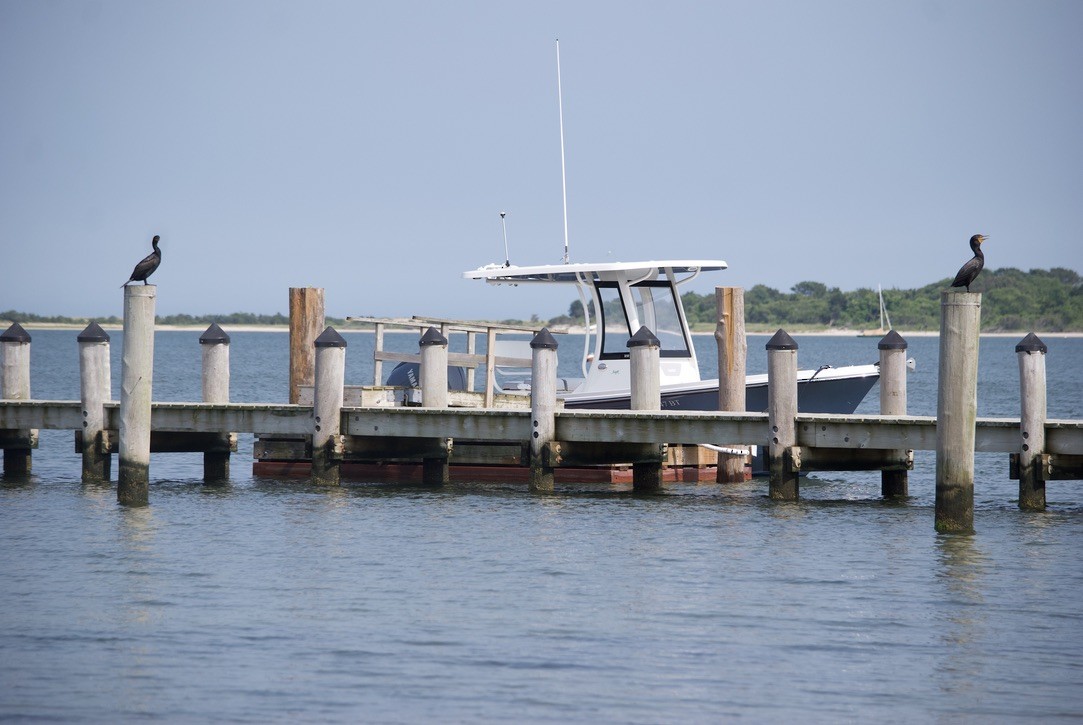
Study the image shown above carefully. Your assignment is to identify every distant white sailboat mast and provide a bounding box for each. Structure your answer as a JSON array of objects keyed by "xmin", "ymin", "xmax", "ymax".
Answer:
[{"xmin": 878, "ymin": 284, "xmax": 892, "ymax": 331}]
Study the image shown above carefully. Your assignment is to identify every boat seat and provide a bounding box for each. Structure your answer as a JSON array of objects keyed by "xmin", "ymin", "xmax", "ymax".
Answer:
[{"xmin": 491, "ymin": 339, "xmax": 582, "ymax": 394}]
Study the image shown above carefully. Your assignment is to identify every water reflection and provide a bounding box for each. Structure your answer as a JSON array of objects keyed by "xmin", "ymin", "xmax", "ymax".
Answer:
[{"xmin": 933, "ymin": 534, "xmax": 988, "ymax": 699}]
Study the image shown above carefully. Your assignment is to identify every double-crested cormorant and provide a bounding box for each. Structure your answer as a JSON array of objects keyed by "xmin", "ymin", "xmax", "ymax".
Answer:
[
  {"xmin": 121, "ymin": 235, "xmax": 162, "ymax": 287},
  {"xmin": 951, "ymin": 234, "xmax": 987, "ymax": 292}
]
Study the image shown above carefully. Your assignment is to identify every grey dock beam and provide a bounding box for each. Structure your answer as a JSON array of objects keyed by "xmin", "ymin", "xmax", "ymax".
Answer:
[
  {"xmin": 1016, "ymin": 333, "xmax": 1047, "ymax": 511},
  {"xmin": 715, "ymin": 287, "xmax": 749, "ymax": 483},
  {"xmin": 529, "ymin": 328, "xmax": 558, "ymax": 492},
  {"xmin": 767, "ymin": 329, "xmax": 799, "ymax": 500},
  {"xmin": 878, "ymin": 330, "xmax": 909, "ymax": 497},
  {"xmin": 311, "ymin": 327, "xmax": 346, "ymax": 485},
  {"xmin": 935, "ymin": 291, "xmax": 981, "ymax": 533},
  {"xmin": 629, "ymin": 326, "xmax": 663, "ymax": 493},
  {"xmin": 78, "ymin": 322, "xmax": 111, "ymax": 482},
  {"xmin": 118, "ymin": 285, "xmax": 156, "ymax": 506},
  {"xmin": 419, "ymin": 327, "xmax": 449, "ymax": 484},
  {"xmin": 1, "ymin": 322, "xmax": 33, "ymax": 475},
  {"xmin": 200, "ymin": 323, "xmax": 231, "ymax": 482}
]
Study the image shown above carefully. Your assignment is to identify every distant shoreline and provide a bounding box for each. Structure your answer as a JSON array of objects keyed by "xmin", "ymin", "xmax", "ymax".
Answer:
[{"xmin": 11, "ymin": 322, "xmax": 1082, "ymax": 339}]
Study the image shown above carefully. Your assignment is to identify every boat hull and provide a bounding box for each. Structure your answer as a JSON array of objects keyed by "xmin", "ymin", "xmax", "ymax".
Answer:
[{"xmin": 563, "ymin": 371, "xmax": 879, "ymax": 414}]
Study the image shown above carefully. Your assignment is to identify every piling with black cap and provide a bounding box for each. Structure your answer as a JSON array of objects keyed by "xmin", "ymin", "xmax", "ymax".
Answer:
[
  {"xmin": 419, "ymin": 327, "xmax": 449, "ymax": 410},
  {"xmin": 629, "ymin": 326, "xmax": 663, "ymax": 492},
  {"xmin": 1016, "ymin": 332, "xmax": 1048, "ymax": 511},
  {"xmin": 311, "ymin": 326, "xmax": 346, "ymax": 485},
  {"xmin": 418, "ymin": 327, "xmax": 450, "ymax": 484},
  {"xmin": 766, "ymin": 329, "xmax": 799, "ymax": 500},
  {"xmin": 200, "ymin": 323, "xmax": 231, "ymax": 481},
  {"xmin": 1, "ymin": 322, "xmax": 33, "ymax": 474},
  {"xmin": 935, "ymin": 291, "xmax": 981, "ymax": 533},
  {"xmin": 118, "ymin": 284, "xmax": 156, "ymax": 505},
  {"xmin": 78, "ymin": 322, "xmax": 111, "ymax": 482},
  {"xmin": 529, "ymin": 328, "xmax": 558, "ymax": 492},
  {"xmin": 878, "ymin": 330, "xmax": 909, "ymax": 497}
]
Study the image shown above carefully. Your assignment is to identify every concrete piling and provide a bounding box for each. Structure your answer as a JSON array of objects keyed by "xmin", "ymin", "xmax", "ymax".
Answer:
[
  {"xmin": 419, "ymin": 327, "xmax": 449, "ymax": 484},
  {"xmin": 78, "ymin": 322, "xmax": 111, "ymax": 482},
  {"xmin": 311, "ymin": 327, "xmax": 346, "ymax": 485},
  {"xmin": 118, "ymin": 285, "xmax": 156, "ymax": 506},
  {"xmin": 629, "ymin": 326, "xmax": 663, "ymax": 492},
  {"xmin": 1, "ymin": 322, "xmax": 33, "ymax": 474},
  {"xmin": 528, "ymin": 328, "xmax": 558, "ymax": 493},
  {"xmin": 715, "ymin": 287, "xmax": 749, "ymax": 483},
  {"xmin": 878, "ymin": 330, "xmax": 909, "ymax": 498},
  {"xmin": 200, "ymin": 323, "xmax": 231, "ymax": 481},
  {"xmin": 766, "ymin": 329, "xmax": 799, "ymax": 500},
  {"xmin": 935, "ymin": 291, "xmax": 981, "ymax": 533},
  {"xmin": 1016, "ymin": 333, "xmax": 1047, "ymax": 511}
]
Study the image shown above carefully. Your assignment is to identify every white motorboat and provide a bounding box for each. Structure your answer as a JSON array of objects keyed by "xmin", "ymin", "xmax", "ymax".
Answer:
[{"xmin": 464, "ymin": 259, "xmax": 880, "ymax": 413}]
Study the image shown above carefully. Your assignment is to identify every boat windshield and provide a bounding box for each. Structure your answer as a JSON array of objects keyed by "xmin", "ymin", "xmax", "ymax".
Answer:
[
  {"xmin": 631, "ymin": 281, "xmax": 690, "ymax": 357},
  {"xmin": 595, "ymin": 280, "xmax": 691, "ymax": 359}
]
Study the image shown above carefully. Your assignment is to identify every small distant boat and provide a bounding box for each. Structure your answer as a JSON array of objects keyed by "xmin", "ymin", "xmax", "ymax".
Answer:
[{"xmin": 859, "ymin": 284, "xmax": 892, "ymax": 337}]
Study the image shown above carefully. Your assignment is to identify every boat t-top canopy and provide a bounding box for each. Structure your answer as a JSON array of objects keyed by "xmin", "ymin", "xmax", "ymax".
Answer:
[{"xmin": 463, "ymin": 259, "xmax": 728, "ymax": 285}]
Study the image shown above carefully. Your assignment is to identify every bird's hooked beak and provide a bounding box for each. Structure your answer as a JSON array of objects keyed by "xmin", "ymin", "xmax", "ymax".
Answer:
[{"xmin": 978, "ymin": 234, "xmax": 989, "ymax": 244}]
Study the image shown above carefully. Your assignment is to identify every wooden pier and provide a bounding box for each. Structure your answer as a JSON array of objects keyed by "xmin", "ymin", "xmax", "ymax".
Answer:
[{"xmin": 2, "ymin": 287, "xmax": 1082, "ymax": 531}]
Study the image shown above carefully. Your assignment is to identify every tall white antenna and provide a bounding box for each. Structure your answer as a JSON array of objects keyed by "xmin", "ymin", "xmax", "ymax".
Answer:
[
  {"xmin": 556, "ymin": 38, "xmax": 570, "ymax": 264},
  {"xmin": 500, "ymin": 211, "xmax": 510, "ymax": 267}
]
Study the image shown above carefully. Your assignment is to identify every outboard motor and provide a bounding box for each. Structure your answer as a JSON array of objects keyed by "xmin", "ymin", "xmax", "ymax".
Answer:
[{"xmin": 385, "ymin": 362, "xmax": 468, "ymax": 391}]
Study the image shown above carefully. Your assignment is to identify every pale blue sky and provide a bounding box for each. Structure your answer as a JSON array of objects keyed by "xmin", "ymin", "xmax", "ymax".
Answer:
[{"xmin": 2, "ymin": 0, "xmax": 1080, "ymax": 320}]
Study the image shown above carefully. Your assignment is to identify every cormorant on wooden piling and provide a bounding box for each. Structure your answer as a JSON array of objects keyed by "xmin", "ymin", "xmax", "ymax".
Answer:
[
  {"xmin": 950, "ymin": 234, "xmax": 987, "ymax": 292},
  {"xmin": 121, "ymin": 235, "xmax": 162, "ymax": 287}
]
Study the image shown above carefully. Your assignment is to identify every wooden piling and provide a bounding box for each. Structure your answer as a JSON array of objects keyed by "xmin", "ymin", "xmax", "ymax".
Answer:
[
  {"xmin": 1016, "ymin": 333, "xmax": 1047, "ymax": 511},
  {"xmin": 529, "ymin": 328, "xmax": 558, "ymax": 493},
  {"xmin": 118, "ymin": 285, "xmax": 156, "ymax": 506},
  {"xmin": 878, "ymin": 330, "xmax": 909, "ymax": 497},
  {"xmin": 935, "ymin": 291, "xmax": 981, "ymax": 533},
  {"xmin": 1, "ymin": 323, "xmax": 33, "ymax": 474},
  {"xmin": 419, "ymin": 327, "xmax": 449, "ymax": 484},
  {"xmin": 766, "ymin": 329, "xmax": 799, "ymax": 500},
  {"xmin": 78, "ymin": 322, "xmax": 111, "ymax": 482},
  {"xmin": 311, "ymin": 327, "xmax": 345, "ymax": 485},
  {"xmin": 200, "ymin": 323, "xmax": 231, "ymax": 482},
  {"xmin": 715, "ymin": 287, "xmax": 748, "ymax": 482},
  {"xmin": 629, "ymin": 326, "xmax": 663, "ymax": 492},
  {"xmin": 288, "ymin": 287, "xmax": 325, "ymax": 404}
]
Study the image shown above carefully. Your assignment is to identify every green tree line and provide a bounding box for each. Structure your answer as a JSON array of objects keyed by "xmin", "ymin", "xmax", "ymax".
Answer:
[{"xmin": 4, "ymin": 268, "xmax": 1081, "ymax": 332}]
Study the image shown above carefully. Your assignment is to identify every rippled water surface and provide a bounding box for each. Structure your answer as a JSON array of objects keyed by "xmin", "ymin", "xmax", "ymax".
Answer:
[{"xmin": 2, "ymin": 330, "xmax": 1082, "ymax": 722}]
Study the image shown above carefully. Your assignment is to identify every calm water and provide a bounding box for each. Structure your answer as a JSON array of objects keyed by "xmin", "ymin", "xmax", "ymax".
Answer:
[{"xmin": 3, "ymin": 330, "xmax": 1082, "ymax": 722}]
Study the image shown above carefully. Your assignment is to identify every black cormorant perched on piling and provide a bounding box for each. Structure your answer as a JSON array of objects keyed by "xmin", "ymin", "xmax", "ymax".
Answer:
[
  {"xmin": 951, "ymin": 234, "xmax": 987, "ymax": 292},
  {"xmin": 121, "ymin": 235, "xmax": 162, "ymax": 287}
]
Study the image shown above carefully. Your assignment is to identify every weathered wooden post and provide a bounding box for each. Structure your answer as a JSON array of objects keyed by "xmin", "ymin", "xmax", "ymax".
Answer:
[
  {"xmin": 118, "ymin": 285, "xmax": 156, "ymax": 506},
  {"xmin": 766, "ymin": 329, "xmax": 799, "ymax": 500},
  {"xmin": 311, "ymin": 327, "xmax": 345, "ymax": 485},
  {"xmin": 419, "ymin": 327, "xmax": 449, "ymax": 484},
  {"xmin": 935, "ymin": 291, "xmax": 981, "ymax": 533},
  {"xmin": 528, "ymin": 328, "xmax": 558, "ymax": 493},
  {"xmin": 879, "ymin": 330, "xmax": 909, "ymax": 497},
  {"xmin": 1, "ymin": 322, "xmax": 33, "ymax": 474},
  {"xmin": 629, "ymin": 326, "xmax": 663, "ymax": 493},
  {"xmin": 289, "ymin": 287, "xmax": 325, "ymax": 404},
  {"xmin": 715, "ymin": 287, "xmax": 748, "ymax": 482},
  {"xmin": 200, "ymin": 323, "xmax": 231, "ymax": 481},
  {"xmin": 1016, "ymin": 332, "xmax": 1047, "ymax": 511},
  {"xmin": 78, "ymin": 322, "xmax": 111, "ymax": 482}
]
